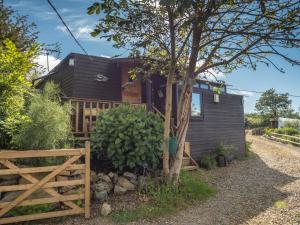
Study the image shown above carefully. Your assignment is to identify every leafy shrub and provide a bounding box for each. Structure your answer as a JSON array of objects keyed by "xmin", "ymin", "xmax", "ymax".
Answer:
[
  {"xmin": 264, "ymin": 128, "xmax": 274, "ymax": 137},
  {"xmin": 245, "ymin": 114, "xmax": 269, "ymax": 129},
  {"xmin": 12, "ymin": 82, "xmax": 72, "ymax": 165},
  {"xmin": 216, "ymin": 142, "xmax": 235, "ymax": 157},
  {"xmin": 283, "ymin": 120, "xmax": 300, "ymax": 129},
  {"xmin": 91, "ymin": 104, "xmax": 163, "ymax": 171},
  {"xmin": 200, "ymin": 153, "xmax": 217, "ymax": 170},
  {"xmin": 245, "ymin": 141, "xmax": 252, "ymax": 157},
  {"xmin": 274, "ymin": 127, "xmax": 299, "ymax": 136}
]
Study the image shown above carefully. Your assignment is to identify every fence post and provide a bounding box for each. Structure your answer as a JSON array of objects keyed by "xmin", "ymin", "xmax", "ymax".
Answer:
[{"xmin": 84, "ymin": 141, "xmax": 91, "ymax": 218}]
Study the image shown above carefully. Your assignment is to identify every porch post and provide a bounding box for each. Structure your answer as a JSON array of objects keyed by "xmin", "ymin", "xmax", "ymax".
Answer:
[{"xmin": 146, "ymin": 78, "xmax": 152, "ymax": 111}]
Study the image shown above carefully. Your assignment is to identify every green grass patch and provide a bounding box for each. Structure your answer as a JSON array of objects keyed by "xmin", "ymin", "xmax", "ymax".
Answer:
[{"xmin": 111, "ymin": 170, "xmax": 216, "ymax": 223}]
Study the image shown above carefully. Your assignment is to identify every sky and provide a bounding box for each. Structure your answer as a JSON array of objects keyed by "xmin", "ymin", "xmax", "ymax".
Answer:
[{"xmin": 5, "ymin": 0, "xmax": 300, "ymax": 113}]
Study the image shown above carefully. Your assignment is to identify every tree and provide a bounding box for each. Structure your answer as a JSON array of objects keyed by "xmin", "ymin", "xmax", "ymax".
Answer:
[
  {"xmin": 255, "ymin": 89, "xmax": 293, "ymax": 119},
  {"xmin": 88, "ymin": 0, "xmax": 300, "ymax": 183},
  {"xmin": 0, "ymin": 5, "xmax": 38, "ymax": 52},
  {"xmin": 0, "ymin": 39, "xmax": 38, "ymax": 148}
]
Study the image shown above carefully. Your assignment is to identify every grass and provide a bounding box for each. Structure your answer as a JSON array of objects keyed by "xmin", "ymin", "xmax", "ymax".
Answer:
[{"xmin": 111, "ymin": 170, "xmax": 216, "ymax": 223}]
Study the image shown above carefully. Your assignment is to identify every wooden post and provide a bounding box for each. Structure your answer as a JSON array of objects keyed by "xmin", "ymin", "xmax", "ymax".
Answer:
[
  {"xmin": 146, "ymin": 78, "xmax": 152, "ymax": 111},
  {"xmin": 75, "ymin": 101, "xmax": 79, "ymax": 133},
  {"xmin": 84, "ymin": 141, "xmax": 90, "ymax": 218}
]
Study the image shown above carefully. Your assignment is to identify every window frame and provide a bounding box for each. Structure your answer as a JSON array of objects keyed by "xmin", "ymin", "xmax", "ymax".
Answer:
[{"xmin": 190, "ymin": 89, "xmax": 204, "ymax": 120}]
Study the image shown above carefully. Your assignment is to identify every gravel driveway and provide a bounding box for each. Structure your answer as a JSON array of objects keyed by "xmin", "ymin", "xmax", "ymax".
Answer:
[{"xmin": 47, "ymin": 135, "xmax": 300, "ymax": 225}]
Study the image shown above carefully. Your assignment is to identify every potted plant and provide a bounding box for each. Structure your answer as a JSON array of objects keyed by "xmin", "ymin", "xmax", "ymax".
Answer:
[
  {"xmin": 216, "ymin": 143, "xmax": 235, "ymax": 166},
  {"xmin": 224, "ymin": 145, "xmax": 235, "ymax": 164},
  {"xmin": 200, "ymin": 153, "xmax": 217, "ymax": 170},
  {"xmin": 216, "ymin": 143, "xmax": 227, "ymax": 167}
]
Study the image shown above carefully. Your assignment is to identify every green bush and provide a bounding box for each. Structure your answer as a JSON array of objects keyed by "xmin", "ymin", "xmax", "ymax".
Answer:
[
  {"xmin": 200, "ymin": 153, "xmax": 217, "ymax": 170},
  {"xmin": 264, "ymin": 128, "xmax": 274, "ymax": 137},
  {"xmin": 91, "ymin": 104, "xmax": 163, "ymax": 171},
  {"xmin": 283, "ymin": 120, "xmax": 300, "ymax": 129},
  {"xmin": 216, "ymin": 142, "xmax": 235, "ymax": 157},
  {"xmin": 245, "ymin": 114, "xmax": 269, "ymax": 129},
  {"xmin": 274, "ymin": 127, "xmax": 299, "ymax": 136},
  {"xmin": 245, "ymin": 141, "xmax": 252, "ymax": 157},
  {"xmin": 12, "ymin": 82, "xmax": 72, "ymax": 165}
]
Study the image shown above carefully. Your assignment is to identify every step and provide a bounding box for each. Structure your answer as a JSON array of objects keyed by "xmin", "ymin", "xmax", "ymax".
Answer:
[
  {"xmin": 182, "ymin": 158, "xmax": 191, "ymax": 167},
  {"xmin": 182, "ymin": 165, "xmax": 198, "ymax": 171}
]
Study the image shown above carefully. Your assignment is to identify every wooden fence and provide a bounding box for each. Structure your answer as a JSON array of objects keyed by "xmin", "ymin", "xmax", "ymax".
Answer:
[
  {"xmin": 0, "ymin": 142, "xmax": 90, "ymax": 224},
  {"xmin": 269, "ymin": 132, "xmax": 300, "ymax": 146}
]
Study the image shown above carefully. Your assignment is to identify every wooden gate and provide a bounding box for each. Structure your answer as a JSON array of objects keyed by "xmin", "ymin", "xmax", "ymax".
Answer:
[{"xmin": 0, "ymin": 142, "xmax": 90, "ymax": 224}]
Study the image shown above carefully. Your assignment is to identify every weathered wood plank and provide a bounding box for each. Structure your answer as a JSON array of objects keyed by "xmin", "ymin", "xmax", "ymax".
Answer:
[
  {"xmin": 0, "ymin": 164, "xmax": 84, "ymax": 176},
  {"xmin": 0, "ymin": 149, "xmax": 85, "ymax": 159},
  {"xmin": 0, "ymin": 155, "xmax": 81, "ymax": 217},
  {"xmin": 0, "ymin": 194, "xmax": 84, "ymax": 208},
  {"xmin": 84, "ymin": 141, "xmax": 91, "ymax": 218},
  {"xmin": 0, "ymin": 179, "xmax": 84, "ymax": 192},
  {"xmin": 0, "ymin": 159, "xmax": 82, "ymax": 212},
  {"xmin": 0, "ymin": 209, "xmax": 84, "ymax": 225}
]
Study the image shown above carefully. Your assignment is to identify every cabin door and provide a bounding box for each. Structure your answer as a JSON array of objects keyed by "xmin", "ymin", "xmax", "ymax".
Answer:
[{"xmin": 121, "ymin": 66, "xmax": 141, "ymax": 103}]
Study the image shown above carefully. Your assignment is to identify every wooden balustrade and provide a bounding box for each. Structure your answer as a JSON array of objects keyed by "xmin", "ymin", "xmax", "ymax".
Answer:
[{"xmin": 64, "ymin": 98, "xmax": 146, "ymax": 138}]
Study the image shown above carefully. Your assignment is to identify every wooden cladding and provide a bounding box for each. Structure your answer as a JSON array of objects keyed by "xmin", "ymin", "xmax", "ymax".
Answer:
[
  {"xmin": 68, "ymin": 98, "xmax": 146, "ymax": 137},
  {"xmin": 0, "ymin": 142, "xmax": 90, "ymax": 224}
]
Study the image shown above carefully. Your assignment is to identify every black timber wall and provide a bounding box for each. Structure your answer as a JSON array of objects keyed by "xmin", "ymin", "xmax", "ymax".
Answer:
[
  {"xmin": 187, "ymin": 89, "xmax": 245, "ymax": 160},
  {"xmin": 36, "ymin": 54, "xmax": 75, "ymax": 97},
  {"xmin": 73, "ymin": 54, "xmax": 122, "ymax": 101}
]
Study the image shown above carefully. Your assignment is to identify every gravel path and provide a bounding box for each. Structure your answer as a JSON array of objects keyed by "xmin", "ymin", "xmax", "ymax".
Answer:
[{"xmin": 47, "ymin": 135, "xmax": 300, "ymax": 225}]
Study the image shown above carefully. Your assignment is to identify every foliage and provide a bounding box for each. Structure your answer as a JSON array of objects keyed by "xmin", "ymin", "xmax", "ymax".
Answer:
[
  {"xmin": 274, "ymin": 127, "xmax": 299, "ymax": 136},
  {"xmin": 111, "ymin": 171, "xmax": 215, "ymax": 223},
  {"xmin": 12, "ymin": 82, "xmax": 72, "ymax": 165},
  {"xmin": 91, "ymin": 104, "xmax": 163, "ymax": 171},
  {"xmin": 216, "ymin": 142, "xmax": 235, "ymax": 157},
  {"xmin": 265, "ymin": 126, "xmax": 299, "ymax": 137},
  {"xmin": 245, "ymin": 141, "xmax": 252, "ymax": 157},
  {"xmin": 283, "ymin": 120, "xmax": 300, "ymax": 129},
  {"xmin": 0, "ymin": 5, "xmax": 38, "ymax": 52},
  {"xmin": 245, "ymin": 113, "xmax": 269, "ymax": 129},
  {"xmin": 0, "ymin": 39, "xmax": 38, "ymax": 149},
  {"xmin": 255, "ymin": 89, "xmax": 293, "ymax": 120},
  {"xmin": 200, "ymin": 153, "xmax": 217, "ymax": 170},
  {"xmin": 9, "ymin": 203, "xmax": 56, "ymax": 217}
]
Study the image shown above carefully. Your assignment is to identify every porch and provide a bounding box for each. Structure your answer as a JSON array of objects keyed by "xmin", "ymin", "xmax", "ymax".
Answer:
[{"xmin": 67, "ymin": 97, "xmax": 146, "ymax": 138}]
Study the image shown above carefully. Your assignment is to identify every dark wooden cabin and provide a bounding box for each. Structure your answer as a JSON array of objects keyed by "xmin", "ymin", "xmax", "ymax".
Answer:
[{"xmin": 36, "ymin": 53, "xmax": 246, "ymax": 168}]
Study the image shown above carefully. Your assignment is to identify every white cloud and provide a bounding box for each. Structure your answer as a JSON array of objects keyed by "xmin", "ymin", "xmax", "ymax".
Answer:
[
  {"xmin": 228, "ymin": 90, "xmax": 254, "ymax": 97},
  {"xmin": 34, "ymin": 55, "xmax": 61, "ymax": 75},
  {"xmin": 196, "ymin": 60, "xmax": 225, "ymax": 82},
  {"xmin": 100, "ymin": 54, "xmax": 111, "ymax": 58},
  {"xmin": 56, "ymin": 25, "xmax": 68, "ymax": 34}
]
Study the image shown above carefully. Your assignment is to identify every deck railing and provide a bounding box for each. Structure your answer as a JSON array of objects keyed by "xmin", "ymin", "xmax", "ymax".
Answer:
[{"xmin": 65, "ymin": 97, "xmax": 146, "ymax": 138}]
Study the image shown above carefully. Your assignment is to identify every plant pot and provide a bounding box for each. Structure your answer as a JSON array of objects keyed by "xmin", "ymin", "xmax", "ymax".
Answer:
[
  {"xmin": 216, "ymin": 155, "xmax": 226, "ymax": 167},
  {"xmin": 226, "ymin": 155, "xmax": 234, "ymax": 164}
]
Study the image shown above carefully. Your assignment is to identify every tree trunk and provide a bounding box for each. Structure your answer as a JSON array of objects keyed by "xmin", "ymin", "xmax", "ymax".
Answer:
[
  {"xmin": 162, "ymin": 71, "xmax": 174, "ymax": 177},
  {"xmin": 169, "ymin": 78, "xmax": 192, "ymax": 184}
]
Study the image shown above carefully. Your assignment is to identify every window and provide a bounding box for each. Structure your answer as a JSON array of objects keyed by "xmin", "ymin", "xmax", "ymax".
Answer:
[
  {"xmin": 193, "ymin": 82, "xmax": 199, "ymax": 88},
  {"xmin": 191, "ymin": 93, "xmax": 202, "ymax": 117},
  {"xmin": 200, "ymin": 83, "xmax": 209, "ymax": 90}
]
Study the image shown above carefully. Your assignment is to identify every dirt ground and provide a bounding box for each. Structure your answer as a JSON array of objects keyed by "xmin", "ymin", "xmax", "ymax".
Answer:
[{"xmin": 46, "ymin": 135, "xmax": 300, "ymax": 225}]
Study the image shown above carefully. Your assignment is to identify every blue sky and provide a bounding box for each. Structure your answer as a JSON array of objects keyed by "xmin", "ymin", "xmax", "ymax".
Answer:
[{"xmin": 6, "ymin": 0, "xmax": 300, "ymax": 113}]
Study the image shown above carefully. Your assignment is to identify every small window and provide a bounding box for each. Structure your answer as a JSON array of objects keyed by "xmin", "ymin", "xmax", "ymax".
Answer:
[
  {"xmin": 191, "ymin": 93, "xmax": 202, "ymax": 117},
  {"xmin": 200, "ymin": 83, "xmax": 209, "ymax": 90},
  {"xmin": 193, "ymin": 82, "xmax": 199, "ymax": 88}
]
